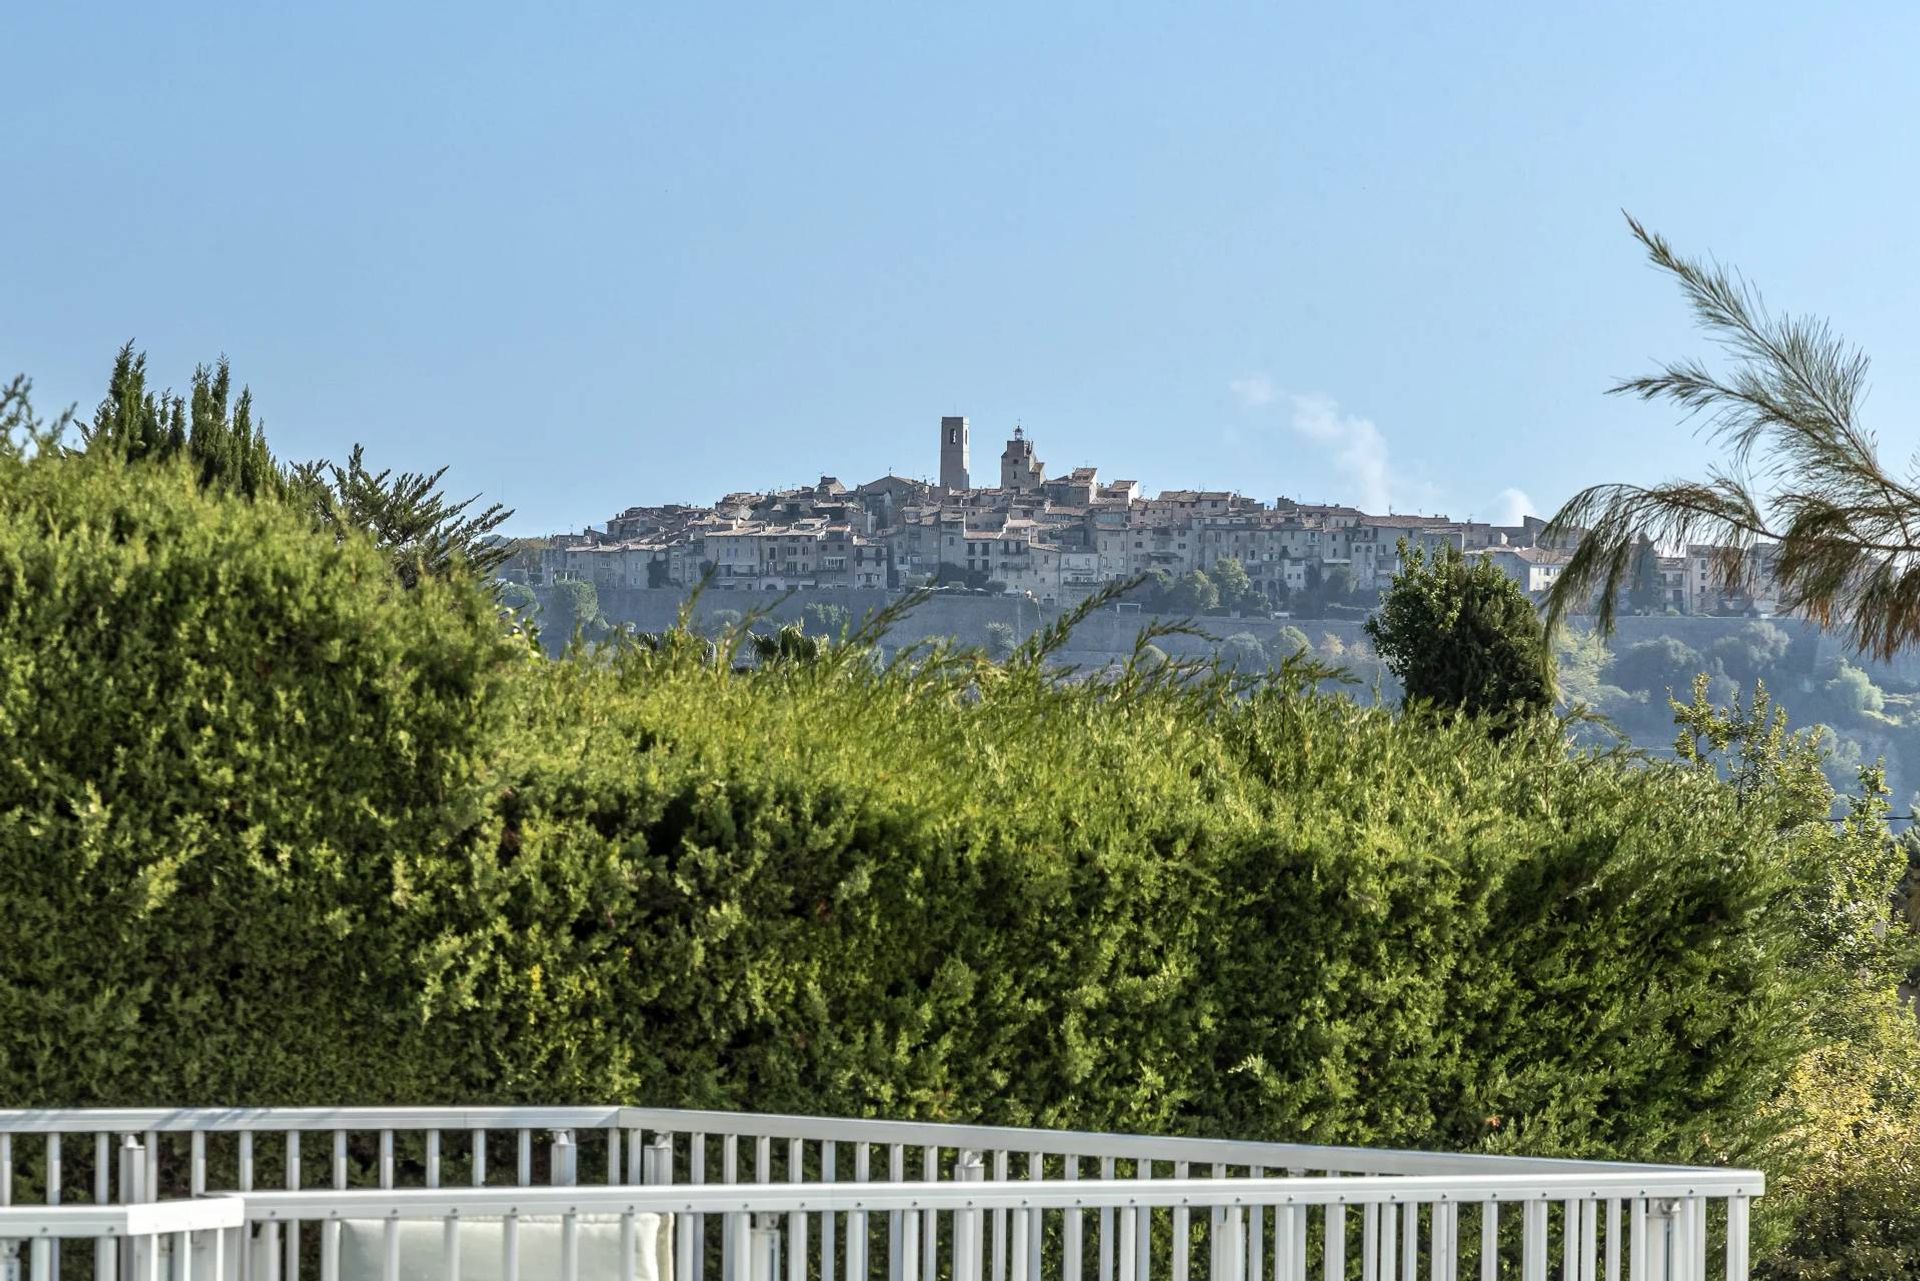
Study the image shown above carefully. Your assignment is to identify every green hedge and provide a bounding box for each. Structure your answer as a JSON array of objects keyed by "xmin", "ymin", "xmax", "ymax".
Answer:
[
  {"xmin": 0, "ymin": 451, "xmax": 528, "ymax": 1103},
  {"xmin": 0, "ymin": 448, "xmax": 1901, "ymax": 1268}
]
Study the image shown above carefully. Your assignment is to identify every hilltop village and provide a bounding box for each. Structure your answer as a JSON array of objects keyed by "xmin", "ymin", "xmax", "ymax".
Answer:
[{"xmin": 503, "ymin": 417, "xmax": 1778, "ymax": 616}]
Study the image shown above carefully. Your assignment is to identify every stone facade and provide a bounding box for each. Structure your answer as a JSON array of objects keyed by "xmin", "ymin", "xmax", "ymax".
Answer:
[{"xmin": 504, "ymin": 417, "xmax": 1777, "ymax": 615}]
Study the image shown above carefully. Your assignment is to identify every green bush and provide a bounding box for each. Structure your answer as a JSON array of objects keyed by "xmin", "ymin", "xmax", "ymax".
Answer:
[
  {"xmin": 0, "ymin": 446, "xmax": 531, "ymax": 1105},
  {"xmin": 0, "ymin": 441, "xmax": 1911, "ymax": 1271}
]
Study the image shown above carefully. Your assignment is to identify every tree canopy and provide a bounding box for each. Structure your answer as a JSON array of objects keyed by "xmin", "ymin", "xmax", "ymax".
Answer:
[
  {"xmin": 74, "ymin": 344, "xmax": 511, "ymax": 585},
  {"xmin": 1366, "ymin": 541, "xmax": 1553, "ymax": 727},
  {"xmin": 81, "ymin": 344, "xmax": 284, "ymax": 501}
]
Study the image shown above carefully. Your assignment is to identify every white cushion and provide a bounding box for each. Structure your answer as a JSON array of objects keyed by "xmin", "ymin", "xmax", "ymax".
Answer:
[{"xmin": 332, "ymin": 1214, "xmax": 674, "ymax": 1281}]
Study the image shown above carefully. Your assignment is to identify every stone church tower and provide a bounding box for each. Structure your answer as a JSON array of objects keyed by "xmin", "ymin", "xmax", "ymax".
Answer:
[
  {"xmin": 939, "ymin": 416, "xmax": 970, "ymax": 491},
  {"xmin": 999, "ymin": 425, "xmax": 1045, "ymax": 492}
]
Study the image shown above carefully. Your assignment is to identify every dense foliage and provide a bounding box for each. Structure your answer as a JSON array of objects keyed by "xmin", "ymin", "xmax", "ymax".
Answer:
[
  {"xmin": 1119, "ymin": 561, "xmax": 1367, "ymax": 619},
  {"xmin": 1366, "ymin": 542, "xmax": 1554, "ymax": 726},
  {"xmin": 2, "ymin": 402, "xmax": 1915, "ymax": 1271},
  {"xmin": 83, "ymin": 345, "xmax": 284, "ymax": 500},
  {"xmin": 74, "ymin": 345, "xmax": 513, "ymax": 584}
]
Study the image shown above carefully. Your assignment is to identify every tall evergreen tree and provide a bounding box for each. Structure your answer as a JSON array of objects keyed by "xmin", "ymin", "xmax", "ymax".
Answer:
[
  {"xmin": 294, "ymin": 446, "xmax": 511, "ymax": 588},
  {"xmin": 76, "ymin": 344, "xmax": 508, "ymax": 584},
  {"xmin": 1626, "ymin": 538, "xmax": 1662, "ymax": 614},
  {"xmin": 83, "ymin": 344, "xmax": 283, "ymax": 500},
  {"xmin": 82, "ymin": 344, "xmax": 186, "ymax": 463}
]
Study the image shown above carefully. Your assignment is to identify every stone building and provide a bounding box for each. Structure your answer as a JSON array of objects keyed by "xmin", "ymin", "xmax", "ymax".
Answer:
[
  {"xmin": 999, "ymin": 426, "xmax": 1045, "ymax": 492},
  {"xmin": 939, "ymin": 416, "xmax": 971, "ymax": 492}
]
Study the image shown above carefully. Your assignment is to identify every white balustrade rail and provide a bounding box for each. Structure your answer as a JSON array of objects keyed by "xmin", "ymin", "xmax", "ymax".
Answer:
[
  {"xmin": 0, "ymin": 1196, "xmax": 242, "ymax": 1281},
  {"xmin": 0, "ymin": 1109, "xmax": 1760, "ymax": 1281}
]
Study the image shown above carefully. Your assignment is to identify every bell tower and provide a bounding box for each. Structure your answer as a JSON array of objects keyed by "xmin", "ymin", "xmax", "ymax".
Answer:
[
  {"xmin": 939, "ymin": 416, "xmax": 970, "ymax": 491},
  {"xmin": 999, "ymin": 424, "xmax": 1045, "ymax": 492}
]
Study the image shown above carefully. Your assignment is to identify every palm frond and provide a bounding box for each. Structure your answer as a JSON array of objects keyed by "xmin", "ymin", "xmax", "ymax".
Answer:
[{"xmin": 1545, "ymin": 216, "xmax": 1920, "ymax": 659}]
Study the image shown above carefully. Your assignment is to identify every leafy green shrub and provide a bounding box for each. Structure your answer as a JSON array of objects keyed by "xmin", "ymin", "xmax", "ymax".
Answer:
[
  {"xmin": 0, "ymin": 435, "xmax": 1912, "ymax": 1272},
  {"xmin": 539, "ymin": 578, "xmax": 602, "ymax": 653},
  {"xmin": 0, "ymin": 443, "xmax": 531, "ymax": 1105},
  {"xmin": 1366, "ymin": 543, "xmax": 1551, "ymax": 726},
  {"xmin": 1220, "ymin": 632, "xmax": 1266, "ymax": 671},
  {"xmin": 499, "ymin": 581, "xmax": 538, "ymax": 615},
  {"xmin": 1610, "ymin": 636, "xmax": 1709, "ymax": 699},
  {"xmin": 803, "ymin": 603, "xmax": 852, "ymax": 640},
  {"xmin": 1764, "ymin": 995, "xmax": 1920, "ymax": 1278},
  {"xmin": 1824, "ymin": 659, "xmax": 1887, "ymax": 717}
]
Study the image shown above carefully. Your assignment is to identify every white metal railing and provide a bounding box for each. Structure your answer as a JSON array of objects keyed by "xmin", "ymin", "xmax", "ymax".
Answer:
[
  {"xmin": 0, "ymin": 1197, "xmax": 243, "ymax": 1281},
  {"xmin": 0, "ymin": 1109, "xmax": 1760, "ymax": 1281}
]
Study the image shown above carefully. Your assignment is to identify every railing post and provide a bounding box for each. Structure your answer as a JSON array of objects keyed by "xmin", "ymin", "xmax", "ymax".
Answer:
[
  {"xmin": 850, "ymin": 1145, "xmax": 871, "ymax": 1281},
  {"xmin": 723, "ymin": 1212, "xmax": 744, "ymax": 1281},
  {"xmin": 789, "ymin": 1140, "xmax": 809, "ymax": 1281},
  {"xmin": 722, "ymin": 1137, "xmax": 742, "ymax": 1281},
  {"xmin": 887, "ymin": 1147, "xmax": 907, "ymax": 1281},
  {"xmin": 643, "ymin": 1135, "xmax": 679, "ymax": 1281},
  {"xmin": 552, "ymin": 1131, "xmax": 579, "ymax": 1187},
  {"xmin": 727, "ymin": 1212, "xmax": 750, "ymax": 1281},
  {"xmin": 120, "ymin": 1136, "xmax": 148, "ymax": 1281},
  {"xmin": 752, "ymin": 1216, "xmax": 782, "ymax": 1281},
  {"xmin": 1133, "ymin": 1161, "xmax": 1153, "ymax": 1281},
  {"xmin": 921, "ymin": 1148, "xmax": 937, "ymax": 1281},
  {"xmin": 1248, "ymin": 1170, "xmax": 1264, "ymax": 1281},
  {"xmin": 1171, "ymin": 1163, "xmax": 1189, "ymax": 1281},
  {"xmin": 46, "ymin": 1131, "xmax": 60, "ymax": 1281},
  {"xmin": 1098, "ymin": 1159, "xmax": 1114, "ymax": 1281},
  {"xmin": 377, "ymin": 1200, "xmax": 398, "ymax": 1279},
  {"xmin": 1642, "ymin": 1202, "xmax": 1672, "ymax": 1281},
  {"xmin": 119, "ymin": 1136, "xmax": 146, "ymax": 1204},
  {"xmin": 1063, "ymin": 1157, "xmax": 1081, "ymax": 1281},
  {"xmin": 285, "ymin": 1131, "xmax": 302, "ymax": 1281},
  {"xmin": 821, "ymin": 1140, "xmax": 835, "ymax": 1281},
  {"xmin": 901, "ymin": 1202, "xmax": 920, "ymax": 1281},
  {"xmin": 644, "ymin": 1136, "xmax": 674, "ymax": 1187},
  {"xmin": 1522, "ymin": 1200, "xmax": 1547, "ymax": 1281},
  {"xmin": 1225, "ymin": 1207, "xmax": 1247, "ymax": 1281},
  {"xmin": 1725, "ymin": 1196, "xmax": 1749, "ymax": 1281},
  {"xmin": 992, "ymin": 1151, "xmax": 1008, "ymax": 1281},
  {"xmin": 0, "ymin": 1134, "xmax": 12, "ymax": 1281},
  {"xmin": 955, "ymin": 1152, "xmax": 985, "ymax": 1281}
]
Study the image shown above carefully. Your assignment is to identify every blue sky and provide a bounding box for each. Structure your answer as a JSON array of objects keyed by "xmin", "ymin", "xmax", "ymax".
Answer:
[{"xmin": 6, "ymin": 2, "xmax": 1919, "ymax": 534}]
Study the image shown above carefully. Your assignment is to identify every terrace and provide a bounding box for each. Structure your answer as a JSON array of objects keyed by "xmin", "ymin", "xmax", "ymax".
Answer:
[{"xmin": 0, "ymin": 1108, "xmax": 1756, "ymax": 1281}]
